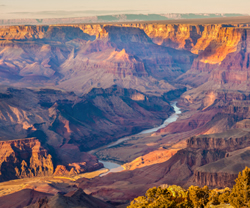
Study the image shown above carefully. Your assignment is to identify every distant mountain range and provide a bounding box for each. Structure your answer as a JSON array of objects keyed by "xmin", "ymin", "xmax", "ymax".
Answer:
[{"xmin": 0, "ymin": 13, "xmax": 247, "ymax": 26}]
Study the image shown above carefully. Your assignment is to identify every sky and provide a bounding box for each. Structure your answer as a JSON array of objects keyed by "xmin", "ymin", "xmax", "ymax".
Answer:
[{"xmin": 0, "ymin": 0, "xmax": 250, "ymax": 19}]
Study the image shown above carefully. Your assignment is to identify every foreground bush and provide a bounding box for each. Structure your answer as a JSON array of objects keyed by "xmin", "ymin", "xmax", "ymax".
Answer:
[{"xmin": 128, "ymin": 167, "xmax": 250, "ymax": 208}]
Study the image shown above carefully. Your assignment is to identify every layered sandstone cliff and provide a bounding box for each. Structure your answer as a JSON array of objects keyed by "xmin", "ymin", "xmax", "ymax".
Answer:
[
  {"xmin": 185, "ymin": 128, "xmax": 250, "ymax": 188},
  {"xmin": 187, "ymin": 129, "xmax": 250, "ymax": 151}
]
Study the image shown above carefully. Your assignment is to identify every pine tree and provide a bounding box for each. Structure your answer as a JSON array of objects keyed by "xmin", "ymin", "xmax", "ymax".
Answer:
[
  {"xmin": 188, "ymin": 185, "xmax": 209, "ymax": 208},
  {"xmin": 230, "ymin": 166, "xmax": 250, "ymax": 208}
]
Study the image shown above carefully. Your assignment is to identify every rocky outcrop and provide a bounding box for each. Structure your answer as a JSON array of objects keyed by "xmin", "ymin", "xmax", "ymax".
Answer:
[
  {"xmin": 77, "ymin": 127, "xmax": 250, "ymax": 203},
  {"xmin": 60, "ymin": 42, "xmax": 148, "ymax": 78},
  {"xmin": 3, "ymin": 23, "xmax": 249, "ymax": 92},
  {"xmin": 0, "ymin": 138, "xmax": 53, "ymax": 181}
]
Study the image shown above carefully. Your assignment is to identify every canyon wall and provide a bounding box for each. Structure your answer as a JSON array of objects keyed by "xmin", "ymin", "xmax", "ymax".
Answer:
[
  {"xmin": 1, "ymin": 23, "xmax": 249, "ymax": 89},
  {"xmin": 187, "ymin": 131, "xmax": 250, "ymax": 151},
  {"xmin": 0, "ymin": 23, "xmax": 247, "ymax": 57},
  {"xmin": 193, "ymin": 148, "xmax": 250, "ymax": 188},
  {"xmin": 193, "ymin": 170, "xmax": 238, "ymax": 188},
  {"xmin": 188, "ymin": 131, "xmax": 250, "ymax": 188}
]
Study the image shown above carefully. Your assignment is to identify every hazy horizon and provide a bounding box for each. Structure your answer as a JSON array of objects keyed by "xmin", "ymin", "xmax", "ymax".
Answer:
[{"xmin": 0, "ymin": 0, "xmax": 249, "ymax": 19}]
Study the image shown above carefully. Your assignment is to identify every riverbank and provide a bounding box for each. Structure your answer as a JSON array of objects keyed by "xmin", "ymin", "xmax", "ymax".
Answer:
[{"xmin": 95, "ymin": 102, "xmax": 182, "ymax": 176}]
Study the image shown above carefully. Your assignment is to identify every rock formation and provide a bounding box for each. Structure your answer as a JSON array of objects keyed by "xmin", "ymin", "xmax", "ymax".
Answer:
[{"xmin": 0, "ymin": 138, "xmax": 53, "ymax": 181}]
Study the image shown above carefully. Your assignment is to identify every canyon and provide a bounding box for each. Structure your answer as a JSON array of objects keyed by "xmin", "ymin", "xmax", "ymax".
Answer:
[
  {"xmin": 0, "ymin": 85, "xmax": 173, "ymax": 182},
  {"xmin": 1, "ymin": 16, "xmax": 250, "ymax": 207}
]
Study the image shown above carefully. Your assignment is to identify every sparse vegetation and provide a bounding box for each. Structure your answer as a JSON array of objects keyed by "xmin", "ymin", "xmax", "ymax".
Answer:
[{"xmin": 128, "ymin": 167, "xmax": 250, "ymax": 208}]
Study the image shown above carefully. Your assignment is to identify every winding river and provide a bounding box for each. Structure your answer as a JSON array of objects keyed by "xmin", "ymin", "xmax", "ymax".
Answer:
[{"xmin": 98, "ymin": 101, "xmax": 181, "ymax": 176}]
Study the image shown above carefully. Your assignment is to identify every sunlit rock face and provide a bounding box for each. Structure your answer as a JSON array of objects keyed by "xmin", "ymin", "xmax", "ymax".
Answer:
[
  {"xmin": 0, "ymin": 23, "xmax": 249, "ymax": 92},
  {"xmin": 0, "ymin": 138, "xmax": 53, "ymax": 182}
]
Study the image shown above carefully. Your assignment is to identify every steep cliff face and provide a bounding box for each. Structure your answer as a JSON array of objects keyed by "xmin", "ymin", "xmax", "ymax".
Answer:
[
  {"xmin": 191, "ymin": 27, "xmax": 242, "ymax": 66},
  {"xmin": 0, "ymin": 138, "xmax": 53, "ymax": 181},
  {"xmin": 187, "ymin": 130, "xmax": 250, "ymax": 151},
  {"xmin": 180, "ymin": 28, "xmax": 250, "ymax": 87},
  {"xmin": 60, "ymin": 41, "xmax": 148, "ymax": 78},
  {"xmin": 97, "ymin": 24, "xmax": 250, "ymax": 88},
  {"xmin": 0, "ymin": 24, "xmax": 244, "ymax": 54},
  {"xmin": 194, "ymin": 149, "xmax": 250, "ymax": 188},
  {"xmin": 1, "ymin": 21, "xmax": 250, "ymax": 189},
  {"xmin": 194, "ymin": 171, "xmax": 238, "ymax": 188},
  {"xmin": 137, "ymin": 24, "xmax": 204, "ymax": 50},
  {"xmin": 93, "ymin": 25, "xmax": 194, "ymax": 81},
  {"xmin": 0, "ymin": 26, "xmax": 48, "ymax": 40}
]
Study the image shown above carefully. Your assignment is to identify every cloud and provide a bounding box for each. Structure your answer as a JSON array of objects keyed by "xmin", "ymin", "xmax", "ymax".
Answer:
[
  {"xmin": 0, "ymin": 4, "xmax": 6, "ymax": 7},
  {"xmin": 8, "ymin": 10, "xmax": 145, "ymax": 18}
]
